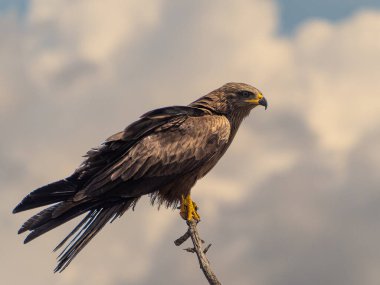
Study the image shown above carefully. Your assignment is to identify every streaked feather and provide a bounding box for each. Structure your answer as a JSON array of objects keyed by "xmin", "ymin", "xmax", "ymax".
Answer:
[{"xmin": 13, "ymin": 82, "xmax": 265, "ymax": 272}]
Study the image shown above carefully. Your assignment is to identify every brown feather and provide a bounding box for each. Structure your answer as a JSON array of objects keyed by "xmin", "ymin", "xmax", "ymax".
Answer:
[{"xmin": 13, "ymin": 82, "xmax": 266, "ymax": 271}]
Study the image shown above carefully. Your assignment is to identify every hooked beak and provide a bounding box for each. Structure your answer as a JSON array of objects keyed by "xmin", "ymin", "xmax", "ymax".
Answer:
[
  {"xmin": 258, "ymin": 97, "xmax": 268, "ymax": 110},
  {"xmin": 245, "ymin": 94, "xmax": 268, "ymax": 110}
]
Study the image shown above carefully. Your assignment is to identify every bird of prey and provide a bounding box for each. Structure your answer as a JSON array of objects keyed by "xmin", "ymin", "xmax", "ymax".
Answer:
[{"xmin": 13, "ymin": 82, "xmax": 267, "ymax": 272}]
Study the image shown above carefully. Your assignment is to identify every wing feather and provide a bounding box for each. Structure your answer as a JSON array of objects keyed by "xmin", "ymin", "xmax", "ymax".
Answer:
[
  {"xmin": 76, "ymin": 114, "xmax": 231, "ymax": 200},
  {"xmin": 72, "ymin": 106, "xmax": 205, "ymax": 200}
]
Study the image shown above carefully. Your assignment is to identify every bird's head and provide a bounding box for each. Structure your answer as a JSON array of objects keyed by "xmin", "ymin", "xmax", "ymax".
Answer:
[
  {"xmin": 190, "ymin": 82, "xmax": 267, "ymax": 117},
  {"xmin": 221, "ymin": 82, "xmax": 267, "ymax": 111}
]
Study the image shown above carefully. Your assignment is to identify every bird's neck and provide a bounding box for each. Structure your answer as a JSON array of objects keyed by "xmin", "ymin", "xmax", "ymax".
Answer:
[
  {"xmin": 220, "ymin": 106, "xmax": 249, "ymax": 148},
  {"xmin": 189, "ymin": 94, "xmax": 228, "ymax": 115},
  {"xmin": 226, "ymin": 108, "xmax": 252, "ymax": 141}
]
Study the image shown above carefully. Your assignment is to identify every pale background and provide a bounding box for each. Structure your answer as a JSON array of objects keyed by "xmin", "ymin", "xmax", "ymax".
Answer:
[{"xmin": 1, "ymin": 1, "xmax": 380, "ymax": 284}]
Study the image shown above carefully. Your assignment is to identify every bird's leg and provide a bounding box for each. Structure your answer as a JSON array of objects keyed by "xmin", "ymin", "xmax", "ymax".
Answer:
[{"xmin": 180, "ymin": 194, "xmax": 201, "ymax": 221}]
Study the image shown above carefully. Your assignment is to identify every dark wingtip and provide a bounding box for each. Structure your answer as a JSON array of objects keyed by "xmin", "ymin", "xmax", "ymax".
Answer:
[
  {"xmin": 13, "ymin": 193, "xmax": 33, "ymax": 214},
  {"xmin": 13, "ymin": 204, "xmax": 23, "ymax": 214},
  {"xmin": 23, "ymin": 233, "xmax": 36, "ymax": 244},
  {"xmin": 13, "ymin": 201, "xmax": 30, "ymax": 214},
  {"xmin": 18, "ymin": 227, "xmax": 26, "ymax": 235}
]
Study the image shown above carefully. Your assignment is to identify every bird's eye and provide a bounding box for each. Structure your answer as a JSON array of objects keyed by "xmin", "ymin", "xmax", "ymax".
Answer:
[{"xmin": 239, "ymin": 91, "xmax": 252, "ymax": 98}]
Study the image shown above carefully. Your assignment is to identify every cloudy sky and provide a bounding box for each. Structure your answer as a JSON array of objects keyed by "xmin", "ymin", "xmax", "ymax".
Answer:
[{"xmin": 1, "ymin": 1, "xmax": 380, "ymax": 284}]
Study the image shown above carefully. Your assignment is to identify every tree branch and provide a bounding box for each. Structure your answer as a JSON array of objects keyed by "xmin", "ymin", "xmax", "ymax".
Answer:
[{"xmin": 174, "ymin": 220, "xmax": 222, "ymax": 285}]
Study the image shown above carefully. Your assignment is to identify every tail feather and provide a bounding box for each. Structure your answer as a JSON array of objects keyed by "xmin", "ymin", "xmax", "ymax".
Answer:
[
  {"xmin": 18, "ymin": 196, "xmax": 135, "ymax": 272},
  {"xmin": 15, "ymin": 176, "xmax": 138, "ymax": 272},
  {"xmin": 54, "ymin": 201, "xmax": 133, "ymax": 273},
  {"xmin": 13, "ymin": 179, "xmax": 77, "ymax": 213},
  {"xmin": 22, "ymin": 201, "xmax": 100, "ymax": 244},
  {"xmin": 53, "ymin": 211, "xmax": 95, "ymax": 252}
]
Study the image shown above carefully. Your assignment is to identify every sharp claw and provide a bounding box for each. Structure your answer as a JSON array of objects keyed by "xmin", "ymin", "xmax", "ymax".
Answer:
[{"xmin": 179, "ymin": 195, "xmax": 201, "ymax": 222}]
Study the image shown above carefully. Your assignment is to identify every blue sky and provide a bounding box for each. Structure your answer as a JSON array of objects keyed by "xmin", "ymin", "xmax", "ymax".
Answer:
[
  {"xmin": 0, "ymin": 0, "xmax": 28, "ymax": 16},
  {"xmin": 1, "ymin": 0, "xmax": 380, "ymax": 33},
  {"xmin": 279, "ymin": 0, "xmax": 380, "ymax": 33}
]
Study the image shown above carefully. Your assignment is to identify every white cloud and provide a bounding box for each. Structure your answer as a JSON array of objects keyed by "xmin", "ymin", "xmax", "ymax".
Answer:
[
  {"xmin": 293, "ymin": 11, "xmax": 380, "ymax": 156},
  {"xmin": 29, "ymin": 0, "xmax": 164, "ymax": 62}
]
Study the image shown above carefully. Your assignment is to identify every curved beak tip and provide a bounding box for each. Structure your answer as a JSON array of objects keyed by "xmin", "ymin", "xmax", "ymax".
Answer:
[{"xmin": 258, "ymin": 97, "xmax": 268, "ymax": 110}]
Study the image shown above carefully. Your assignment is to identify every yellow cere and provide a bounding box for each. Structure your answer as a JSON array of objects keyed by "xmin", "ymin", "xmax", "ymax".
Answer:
[{"xmin": 245, "ymin": 92, "xmax": 263, "ymax": 104}]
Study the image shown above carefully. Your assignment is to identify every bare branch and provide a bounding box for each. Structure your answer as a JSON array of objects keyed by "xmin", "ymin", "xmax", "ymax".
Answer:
[{"xmin": 174, "ymin": 220, "xmax": 222, "ymax": 285}]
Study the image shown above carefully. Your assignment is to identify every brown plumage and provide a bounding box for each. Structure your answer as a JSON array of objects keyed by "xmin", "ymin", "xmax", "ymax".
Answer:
[{"xmin": 13, "ymin": 82, "xmax": 267, "ymax": 272}]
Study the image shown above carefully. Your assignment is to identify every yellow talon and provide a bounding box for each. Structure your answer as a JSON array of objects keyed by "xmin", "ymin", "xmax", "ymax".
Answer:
[{"xmin": 180, "ymin": 194, "xmax": 201, "ymax": 221}]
